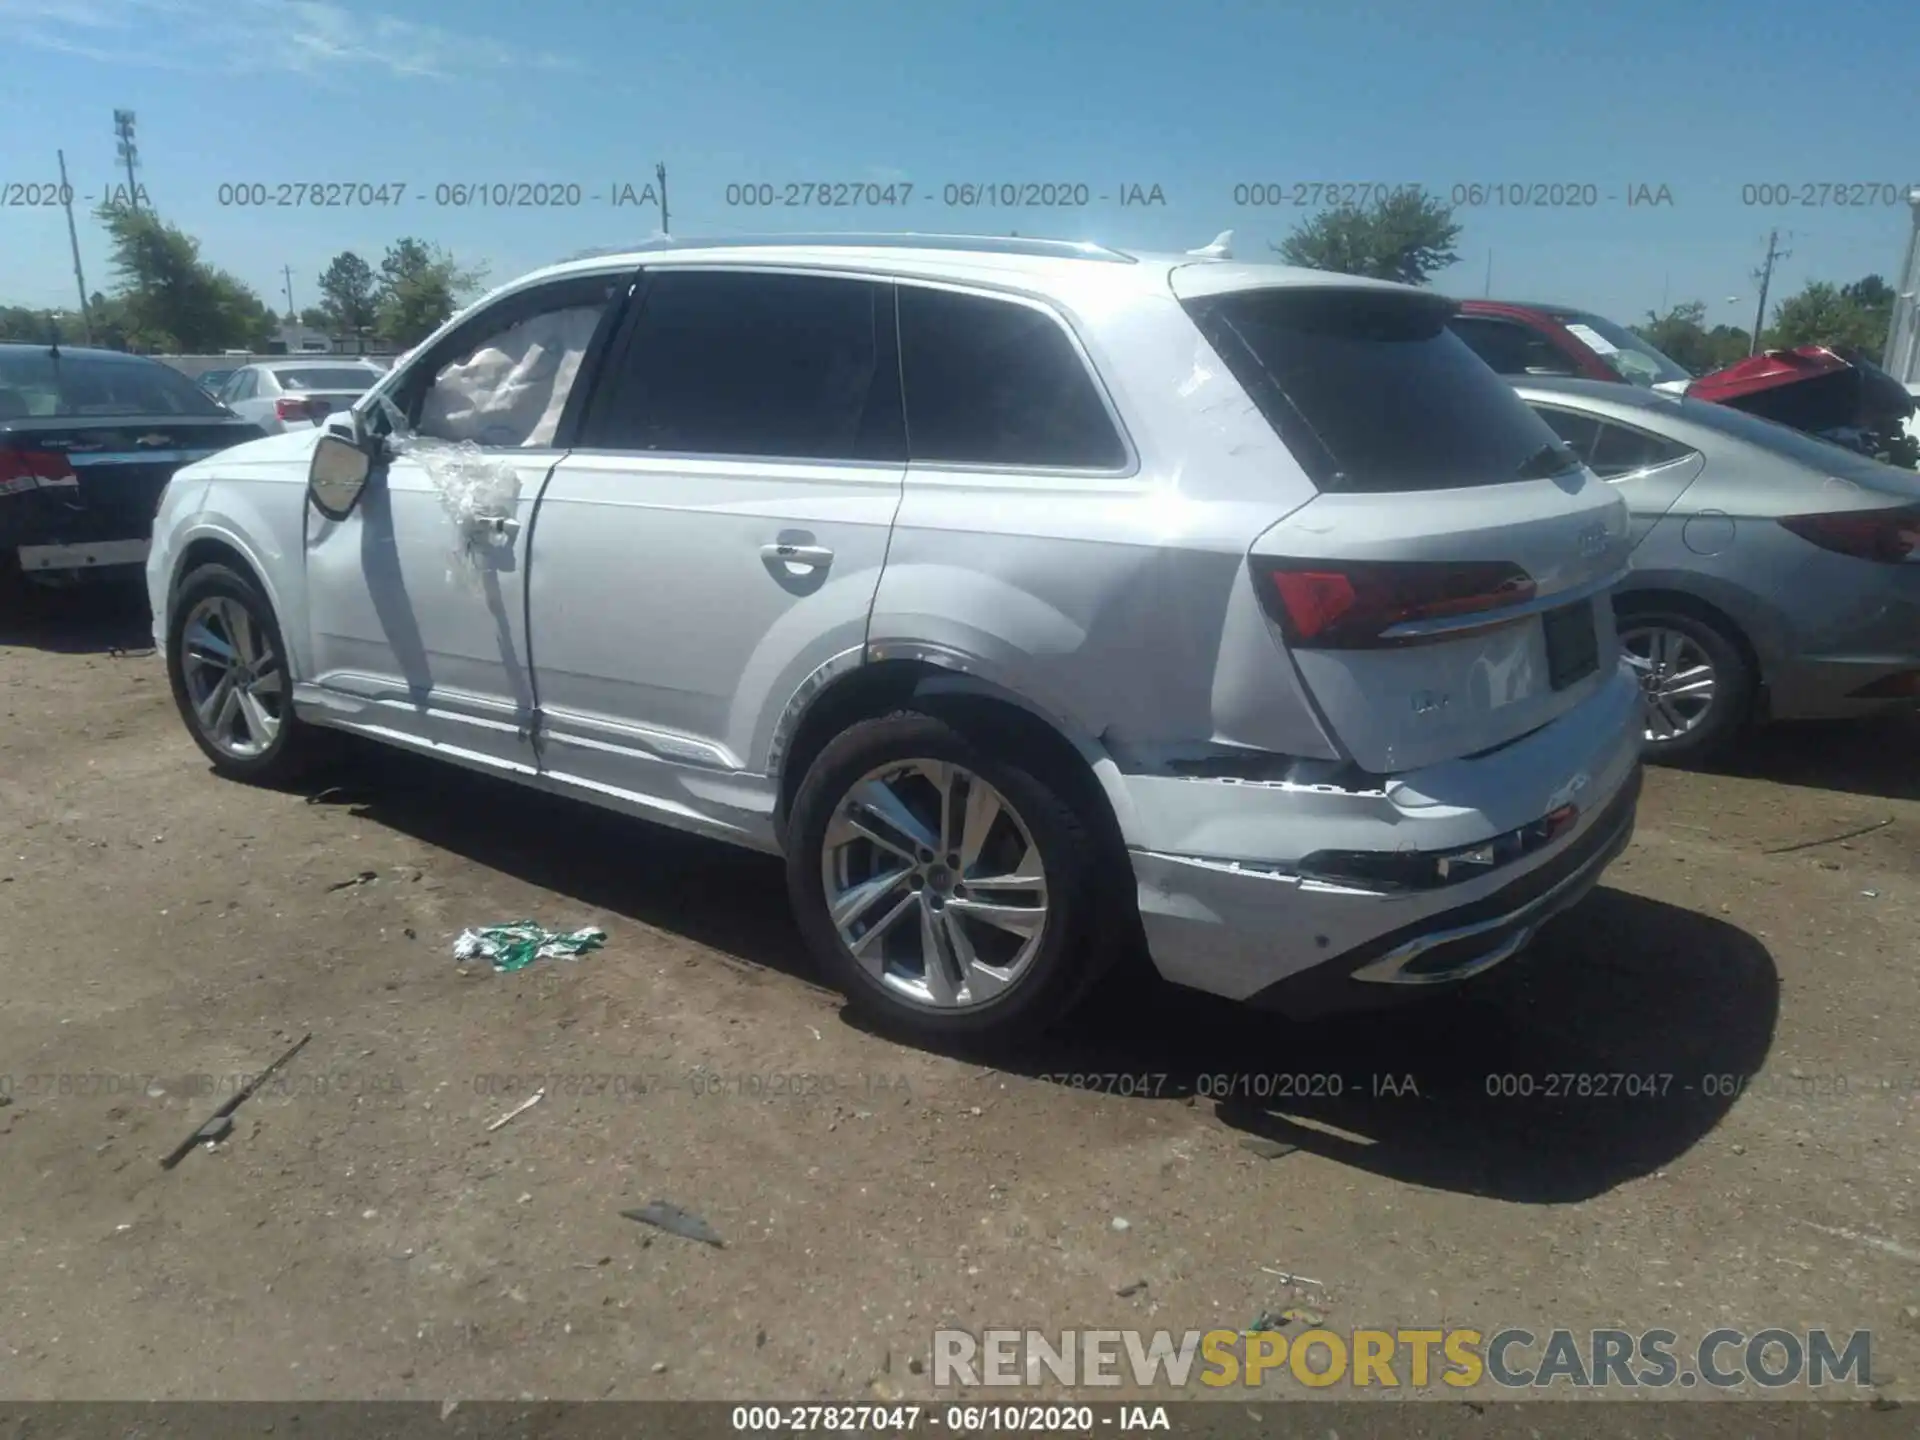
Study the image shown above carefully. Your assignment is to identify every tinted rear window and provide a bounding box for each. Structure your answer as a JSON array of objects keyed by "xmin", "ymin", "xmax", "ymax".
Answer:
[
  {"xmin": 0, "ymin": 351, "xmax": 227, "ymax": 419},
  {"xmin": 1185, "ymin": 290, "xmax": 1575, "ymax": 492},
  {"xmin": 274, "ymin": 367, "xmax": 379, "ymax": 390},
  {"xmin": 897, "ymin": 286, "xmax": 1127, "ymax": 469}
]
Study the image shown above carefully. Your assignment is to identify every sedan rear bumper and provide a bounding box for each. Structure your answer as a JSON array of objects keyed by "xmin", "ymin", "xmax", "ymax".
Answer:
[{"xmin": 19, "ymin": 538, "xmax": 149, "ymax": 571}]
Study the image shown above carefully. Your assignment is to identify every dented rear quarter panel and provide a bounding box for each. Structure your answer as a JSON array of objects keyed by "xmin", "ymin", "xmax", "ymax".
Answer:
[{"xmin": 866, "ymin": 270, "xmax": 1346, "ymax": 840}]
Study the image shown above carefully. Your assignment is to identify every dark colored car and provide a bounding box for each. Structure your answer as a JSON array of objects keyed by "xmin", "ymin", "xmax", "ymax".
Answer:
[
  {"xmin": 1449, "ymin": 300, "xmax": 1696, "ymax": 388},
  {"xmin": 0, "ymin": 344, "xmax": 266, "ymax": 583},
  {"xmin": 1451, "ymin": 302, "xmax": 1918, "ymax": 466},
  {"xmin": 1687, "ymin": 345, "xmax": 1916, "ymax": 465}
]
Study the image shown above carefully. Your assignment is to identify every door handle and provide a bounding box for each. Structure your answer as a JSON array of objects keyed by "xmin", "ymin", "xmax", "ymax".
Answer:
[{"xmin": 761, "ymin": 541, "xmax": 833, "ymax": 568}]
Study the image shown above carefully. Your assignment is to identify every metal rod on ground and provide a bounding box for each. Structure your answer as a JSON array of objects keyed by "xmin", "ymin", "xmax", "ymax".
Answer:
[{"xmin": 159, "ymin": 1031, "xmax": 313, "ymax": 1170}]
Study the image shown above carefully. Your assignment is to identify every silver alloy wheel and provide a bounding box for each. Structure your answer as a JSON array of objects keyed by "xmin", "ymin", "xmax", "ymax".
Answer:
[
  {"xmin": 179, "ymin": 595, "xmax": 285, "ymax": 759},
  {"xmin": 1620, "ymin": 624, "xmax": 1716, "ymax": 741},
  {"xmin": 820, "ymin": 759, "xmax": 1050, "ymax": 1011}
]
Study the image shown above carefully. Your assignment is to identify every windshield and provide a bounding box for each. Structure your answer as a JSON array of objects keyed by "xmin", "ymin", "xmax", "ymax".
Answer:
[
  {"xmin": 0, "ymin": 350, "xmax": 229, "ymax": 419},
  {"xmin": 1556, "ymin": 311, "xmax": 1695, "ymax": 387}
]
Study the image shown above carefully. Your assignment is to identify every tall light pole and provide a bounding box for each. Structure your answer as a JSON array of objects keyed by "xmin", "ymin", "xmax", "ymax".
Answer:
[
  {"xmin": 112, "ymin": 110, "xmax": 140, "ymax": 210},
  {"xmin": 656, "ymin": 161, "xmax": 670, "ymax": 236}
]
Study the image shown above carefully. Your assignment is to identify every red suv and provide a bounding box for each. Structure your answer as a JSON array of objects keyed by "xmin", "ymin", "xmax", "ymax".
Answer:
[{"xmin": 1448, "ymin": 300, "xmax": 1695, "ymax": 388}]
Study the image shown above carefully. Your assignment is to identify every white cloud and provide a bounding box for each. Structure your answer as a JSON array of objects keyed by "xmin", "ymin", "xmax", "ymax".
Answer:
[{"xmin": 0, "ymin": 0, "xmax": 572, "ymax": 78}]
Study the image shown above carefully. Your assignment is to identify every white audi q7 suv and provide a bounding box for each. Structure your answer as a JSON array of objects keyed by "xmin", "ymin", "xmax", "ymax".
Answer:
[{"xmin": 147, "ymin": 234, "xmax": 1645, "ymax": 1042}]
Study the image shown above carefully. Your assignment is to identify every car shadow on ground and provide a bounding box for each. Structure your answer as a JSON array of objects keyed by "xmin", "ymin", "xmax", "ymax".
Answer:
[
  {"xmin": 1709, "ymin": 712, "xmax": 1920, "ymax": 803},
  {"xmin": 327, "ymin": 743, "xmax": 1778, "ymax": 1207},
  {"xmin": 0, "ymin": 573, "xmax": 154, "ymax": 656}
]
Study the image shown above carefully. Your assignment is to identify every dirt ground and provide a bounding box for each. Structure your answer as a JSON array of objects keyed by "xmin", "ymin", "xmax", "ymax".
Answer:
[{"xmin": 1, "ymin": 580, "xmax": 1916, "ymax": 1405}]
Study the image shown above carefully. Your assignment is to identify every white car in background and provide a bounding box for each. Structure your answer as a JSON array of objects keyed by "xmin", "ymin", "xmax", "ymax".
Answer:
[{"xmin": 214, "ymin": 361, "xmax": 386, "ymax": 435}]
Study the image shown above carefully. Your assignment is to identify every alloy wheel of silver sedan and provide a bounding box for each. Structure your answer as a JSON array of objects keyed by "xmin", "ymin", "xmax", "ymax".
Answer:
[
  {"xmin": 179, "ymin": 594, "xmax": 286, "ymax": 759},
  {"xmin": 821, "ymin": 759, "xmax": 1050, "ymax": 1011},
  {"xmin": 1620, "ymin": 623, "xmax": 1716, "ymax": 742}
]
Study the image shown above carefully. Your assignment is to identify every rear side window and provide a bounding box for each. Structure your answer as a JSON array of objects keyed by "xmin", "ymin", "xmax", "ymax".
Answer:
[
  {"xmin": 580, "ymin": 270, "xmax": 904, "ymax": 461},
  {"xmin": 1530, "ymin": 405, "xmax": 1696, "ymax": 479},
  {"xmin": 897, "ymin": 286, "xmax": 1126, "ymax": 469},
  {"xmin": 1186, "ymin": 289, "xmax": 1574, "ymax": 492}
]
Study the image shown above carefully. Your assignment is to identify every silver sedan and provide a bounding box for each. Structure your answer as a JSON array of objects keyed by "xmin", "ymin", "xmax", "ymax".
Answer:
[{"xmin": 1513, "ymin": 378, "xmax": 1920, "ymax": 760}]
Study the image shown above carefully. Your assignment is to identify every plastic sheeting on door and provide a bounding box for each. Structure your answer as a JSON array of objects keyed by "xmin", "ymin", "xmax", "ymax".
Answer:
[
  {"xmin": 373, "ymin": 305, "xmax": 600, "ymax": 584},
  {"xmin": 419, "ymin": 305, "xmax": 603, "ymax": 448}
]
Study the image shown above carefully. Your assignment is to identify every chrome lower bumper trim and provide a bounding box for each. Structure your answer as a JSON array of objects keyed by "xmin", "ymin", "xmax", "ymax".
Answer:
[{"xmin": 1350, "ymin": 803, "xmax": 1634, "ymax": 986}]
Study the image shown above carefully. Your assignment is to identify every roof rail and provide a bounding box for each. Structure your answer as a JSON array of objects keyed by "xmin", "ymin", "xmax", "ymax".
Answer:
[{"xmin": 560, "ymin": 232, "xmax": 1138, "ymax": 265}]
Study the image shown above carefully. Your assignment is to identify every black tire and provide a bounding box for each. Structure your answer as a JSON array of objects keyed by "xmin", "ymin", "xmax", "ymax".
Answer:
[
  {"xmin": 786, "ymin": 710, "xmax": 1104, "ymax": 1044},
  {"xmin": 1615, "ymin": 604, "xmax": 1755, "ymax": 765},
  {"xmin": 166, "ymin": 562, "xmax": 314, "ymax": 784}
]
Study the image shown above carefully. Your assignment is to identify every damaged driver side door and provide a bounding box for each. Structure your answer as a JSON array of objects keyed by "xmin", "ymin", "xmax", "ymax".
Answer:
[{"xmin": 301, "ymin": 271, "xmax": 630, "ymax": 775}]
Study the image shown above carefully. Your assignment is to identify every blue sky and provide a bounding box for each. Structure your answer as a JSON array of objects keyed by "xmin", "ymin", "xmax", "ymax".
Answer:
[{"xmin": 2, "ymin": 0, "xmax": 1916, "ymax": 331}]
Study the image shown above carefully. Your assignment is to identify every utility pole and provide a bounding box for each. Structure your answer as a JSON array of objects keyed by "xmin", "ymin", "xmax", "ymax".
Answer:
[
  {"xmin": 282, "ymin": 265, "xmax": 297, "ymax": 322},
  {"xmin": 1885, "ymin": 186, "xmax": 1920, "ymax": 381},
  {"xmin": 656, "ymin": 161, "xmax": 670, "ymax": 235},
  {"xmin": 112, "ymin": 110, "xmax": 140, "ymax": 210},
  {"xmin": 1483, "ymin": 249, "xmax": 1492, "ymax": 297},
  {"xmin": 1749, "ymin": 229, "xmax": 1789, "ymax": 356},
  {"xmin": 57, "ymin": 150, "xmax": 93, "ymax": 344}
]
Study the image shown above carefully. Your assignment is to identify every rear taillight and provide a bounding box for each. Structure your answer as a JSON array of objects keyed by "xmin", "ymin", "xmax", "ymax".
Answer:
[
  {"xmin": 1252, "ymin": 558, "xmax": 1536, "ymax": 648},
  {"xmin": 0, "ymin": 448, "xmax": 78, "ymax": 494},
  {"xmin": 1778, "ymin": 506, "xmax": 1920, "ymax": 564},
  {"xmin": 275, "ymin": 397, "xmax": 314, "ymax": 422}
]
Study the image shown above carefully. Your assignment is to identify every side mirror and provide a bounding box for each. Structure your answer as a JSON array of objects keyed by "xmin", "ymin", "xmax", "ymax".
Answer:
[{"xmin": 308, "ymin": 433, "xmax": 372, "ymax": 521}]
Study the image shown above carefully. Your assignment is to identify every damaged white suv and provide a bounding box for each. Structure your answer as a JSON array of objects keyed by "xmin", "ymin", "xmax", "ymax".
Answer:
[{"xmin": 148, "ymin": 234, "xmax": 1644, "ymax": 1041}]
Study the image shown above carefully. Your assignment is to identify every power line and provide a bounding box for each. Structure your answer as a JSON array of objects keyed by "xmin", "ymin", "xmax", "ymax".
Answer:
[
  {"xmin": 57, "ymin": 150, "xmax": 93, "ymax": 344},
  {"xmin": 1749, "ymin": 229, "xmax": 1791, "ymax": 355}
]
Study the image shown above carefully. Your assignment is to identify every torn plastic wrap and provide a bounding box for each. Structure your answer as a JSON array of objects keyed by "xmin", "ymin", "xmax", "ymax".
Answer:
[
  {"xmin": 375, "ymin": 305, "xmax": 602, "ymax": 584},
  {"xmin": 417, "ymin": 306, "xmax": 601, "ymax": 448}
]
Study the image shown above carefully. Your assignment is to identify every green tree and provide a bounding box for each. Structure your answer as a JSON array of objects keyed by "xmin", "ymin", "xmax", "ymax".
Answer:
[
  {"xmin": 316, "ymin": 250, "xmax": 379, "ymax": 338},
  {"xmin": 1273, "ymin": 191, "xmax": 1463, "ymax": 286},
  {"xmin": 375, "ymin": 238, "xmax": 486, "ymax": 348},
  {"xmin": 1635, "ymin": 302, "xmax": 1714, "ymax": 374},
  {"xmin": 1631, "ymin": 302, "xmax": 1755, "ymax": 376},
  {"xmin": 1765, "ymin": 279, "xmax": 1888, "ymax": 354},
  {"xmin": 96, "ymin": 202, "xmax": 277, "ymax": 352},
  {"xmin": 298, "ymin": 306, "xmax": 330, "ymax": 330}
]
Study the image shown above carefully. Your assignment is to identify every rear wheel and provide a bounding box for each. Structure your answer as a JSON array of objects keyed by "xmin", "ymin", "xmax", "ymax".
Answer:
[
  {"xmin": 1617, "ymin": 607, "xmax": 1754, "ymax": 764},
  {"xmin": 166, "ymin": 563, "xmax": 313, "ymax": 783},
  {"xmin": 786, "ymin": 711, "xmax": 1102, "ymax": 1043}
]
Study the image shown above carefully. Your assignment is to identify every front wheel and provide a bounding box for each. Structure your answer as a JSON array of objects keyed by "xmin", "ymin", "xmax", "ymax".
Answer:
[
  {"xmin": 785, "ymin": 711, "xmax": 1103, "ymax": 1044},
  {"xmin": 166, "ymin": 562, "xmax": 314, "ymax": 783}
]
